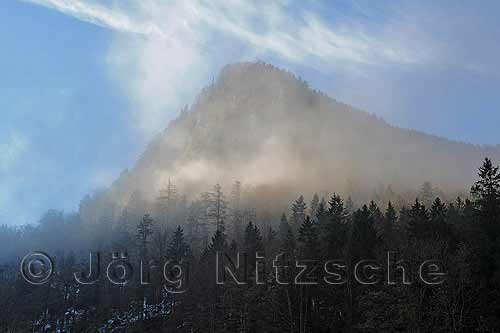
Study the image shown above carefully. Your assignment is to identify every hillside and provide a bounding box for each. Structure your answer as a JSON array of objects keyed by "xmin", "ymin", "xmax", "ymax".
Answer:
[{"xmin": 102, "ymin": 62, "xmax": 497, "ymax": 210}]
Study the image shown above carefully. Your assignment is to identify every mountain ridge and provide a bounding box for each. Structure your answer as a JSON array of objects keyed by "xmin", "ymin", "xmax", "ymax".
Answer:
[{"xmin": 101, "ymin": 62, "xmax": 499, "ymax": 212}]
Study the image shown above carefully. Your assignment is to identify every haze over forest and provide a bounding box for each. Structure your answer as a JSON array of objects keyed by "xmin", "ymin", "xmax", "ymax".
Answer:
[{"xmin": 2, "ymin": 61, "xmax": 498, "ymax": 250}]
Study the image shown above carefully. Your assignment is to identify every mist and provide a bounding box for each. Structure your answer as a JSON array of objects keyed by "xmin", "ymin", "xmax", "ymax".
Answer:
[{"xmin": 105, "ymin": 62, "xmax": 495, "ymax": 205}]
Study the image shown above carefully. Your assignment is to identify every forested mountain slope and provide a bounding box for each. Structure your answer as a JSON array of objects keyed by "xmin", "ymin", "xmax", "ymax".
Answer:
[{"xmin": 106, "ymin": 62, "xmax": 499, "ymax": 208}]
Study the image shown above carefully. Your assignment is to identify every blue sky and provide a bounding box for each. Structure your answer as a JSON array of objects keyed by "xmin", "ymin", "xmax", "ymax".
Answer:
[{"xmin": 2, "ymin": 0, "xmax": 500, "ymax": 225}]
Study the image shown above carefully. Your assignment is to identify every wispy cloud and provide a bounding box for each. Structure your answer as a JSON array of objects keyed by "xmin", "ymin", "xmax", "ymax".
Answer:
[
  {"xmin": 0, "ymin": 131, "xmax": 29, "ymax": 175},
  {"xmin": 24, "ymin": 0, "xmax": 425, "ymax": 137},
  {"xmin": 24, "ymin": 0, "xmax": 418, "ymax": 66},
  {"xmin": 23, "ymin": 0, "xmax": 165, "ymax": 36},
  {"xmin": 21, "ymin": 0, "xmax": 500, "ymax": 137}
]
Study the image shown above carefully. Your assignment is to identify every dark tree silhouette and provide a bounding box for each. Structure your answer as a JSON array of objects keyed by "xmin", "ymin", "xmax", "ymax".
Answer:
[
  {"xmin": 297, "ymin": 216, "xmax": 318, "ymax": 257},
  {"xmin": 136, "ymin": 214, "xmax": 154, "ymax": 258},
  {"xmin": 167, "ymin": 226, "xmax": 191, "ymax": 261}
]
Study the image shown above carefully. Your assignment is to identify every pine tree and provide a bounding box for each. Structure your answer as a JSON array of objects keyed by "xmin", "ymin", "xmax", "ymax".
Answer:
[
  {"xmin": 207, "ymin": 229, "xmax": 227, "ymax": 253},
  {"xmin": 406, "ymin": 199, "xmax": 430, "ymax": 240},
  {"xmin": 157, "ymin": 179, "xmax": 178, "ymax": 229},
  {"xmin": 349, "ymin": 205, "xmax": 377, "ymax": 259},
  {"xmin": 278, "ymin": 212, "xmax": 290, "ymax": 243},
  {"xmin": 430, "ymin": 197, "xmax": 448, "ymax": 239},
  {"xmin": 447, "ymin": 197, "xmax": 464, "ymax": 225},
  {"xmin": 310, "ymin": 194, "xmax": 320, "ymax": 221},
  {"xmin": 430, "ymin": 197, "xmax": 447, "ymax": 222},
  {"xmin": 321, "ymin": 194, "xmax": 347, "ymax": 257},
  {"xmin": 381, "ymin": 201, "xmax": 397, "ymax": 245},
  {"xmin": 328, "ymin": 194, "xmax": 347, "ymax": 222},
  {"xmin": 469, "ymin": 158, "xmax": 500, "ymax": 323},
  {"xmin": 471, "ymin": 157, "xmax": 500, "ymax": 235},
  {"xmin": 166, "ymin": 226, "xmax": 191, "ymax": 261},
  {"xmin": 136, "ymin": 214, "xmax": 154, "ymax": 258},
  {"xmin": 298, "ymin": 216, "xmax": 319, "ymax": 258},
  {"xmin": 244, "ymin": 221, "xmax": 264, "ymax": 255},
  {"xmin": 291, "ymin": 195, "xmax": 307, "ymax": 232},
  {"xmin": 369, "ymin": 200, "xmax": 384, "ymax": 228},
  {"xmin": 208, "ymin": 184, "xmax": 228, "ymax": 233},
  {"xmin": 244, "ymin": 221, "xmax": 264, "ymax": 270},
  {"xmin": 315, "ymin": 199, "xmax": 328, "ymax": 229}
]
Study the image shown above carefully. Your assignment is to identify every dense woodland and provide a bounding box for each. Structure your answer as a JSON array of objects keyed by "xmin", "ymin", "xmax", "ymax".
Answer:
[{"xmin": 1, "ymin": 157, "xmax": 500, "ymax": 332}]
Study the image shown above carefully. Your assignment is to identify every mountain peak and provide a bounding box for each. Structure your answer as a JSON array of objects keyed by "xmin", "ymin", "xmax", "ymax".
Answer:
[
  {"xmin": 112, "ymin": 62, "xmax": 499, "ymax": 206},
  {"xmin": 218, "ymin": 61, "xmax": 296, "ymax": 82},
  {"xmin": 212, "ymin": 61, "xmax": 314, "ymax": 103}
]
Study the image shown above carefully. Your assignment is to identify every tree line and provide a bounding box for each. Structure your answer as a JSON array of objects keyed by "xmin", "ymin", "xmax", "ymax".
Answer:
[{"xmin": 1, "ymin": 158, "xmax": 500, "ymax": 331}]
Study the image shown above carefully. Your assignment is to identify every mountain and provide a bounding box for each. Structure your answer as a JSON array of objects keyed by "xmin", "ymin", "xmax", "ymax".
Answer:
[{"xmin": 100, "ymin": 62, "xmax": 499, "ymax": 212}]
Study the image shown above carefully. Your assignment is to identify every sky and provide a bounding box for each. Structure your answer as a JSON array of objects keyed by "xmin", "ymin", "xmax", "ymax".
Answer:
[{"xmin": 2, "ymin": 0, "xmax": 500, "ymax": 225}]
